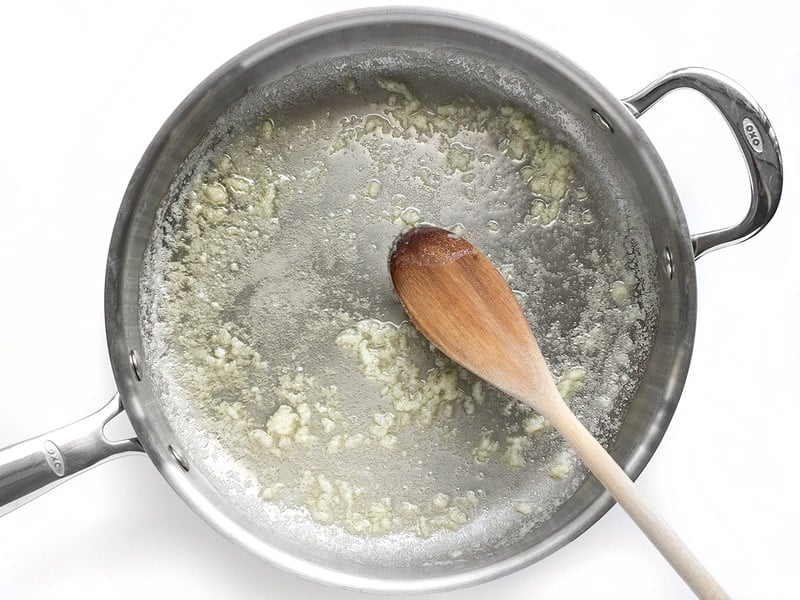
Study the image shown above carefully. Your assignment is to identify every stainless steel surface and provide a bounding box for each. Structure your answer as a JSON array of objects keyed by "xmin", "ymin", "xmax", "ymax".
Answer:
[
  {"xmin": 0, "ymin": 7, "xmax": 783, "ymax": 595},
  {"xmin": 0, "ymin": 395, "xmax": 142, "ymax": 517},
  {"xmin": 623, "ymin": 68, "xmax": 782, "ymax": 259},
  {"xmin": 106, "ymin": 9, "xmax": 702, "ymax": 592}
]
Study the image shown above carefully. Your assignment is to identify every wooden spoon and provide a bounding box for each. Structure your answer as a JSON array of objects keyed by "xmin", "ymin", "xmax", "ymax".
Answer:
[{"xmin": 390, "ymin": 225, "xmax": 727, "ymax": 600}]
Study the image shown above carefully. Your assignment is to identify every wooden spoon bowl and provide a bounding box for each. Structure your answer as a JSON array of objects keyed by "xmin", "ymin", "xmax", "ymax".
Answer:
[{"xmin": 390, "ymin": 225, "xmax": 727, "ymax": 600}]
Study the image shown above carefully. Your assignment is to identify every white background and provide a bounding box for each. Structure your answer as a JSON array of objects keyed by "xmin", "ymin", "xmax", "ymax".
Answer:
[{"xmin": 0, "ymin": 1, "xmax": 797, "ymax": 598}]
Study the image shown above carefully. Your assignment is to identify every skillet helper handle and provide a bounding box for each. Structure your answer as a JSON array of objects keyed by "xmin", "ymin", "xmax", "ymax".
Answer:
[
  {"xmin": 0, "ymin": 394, "xmax": 142, "ymax": 517},
  {"xmin": 623, "ymin": 67, "xmax": 782, "ymax": 259}
]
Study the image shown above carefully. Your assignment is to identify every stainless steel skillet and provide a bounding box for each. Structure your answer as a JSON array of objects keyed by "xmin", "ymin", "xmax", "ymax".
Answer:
[{"xmin": 0, "ymin": 8, "xmax": 781, "ymax": 593}]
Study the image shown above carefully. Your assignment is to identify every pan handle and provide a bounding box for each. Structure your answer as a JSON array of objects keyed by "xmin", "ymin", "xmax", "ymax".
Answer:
[
  {"xmin": 623, "ymin": 67, "xmax": 782, "ymax": 259},
  {"xmin": 0, "ymin": 394, "xmax": 143, "ymax": 518}
]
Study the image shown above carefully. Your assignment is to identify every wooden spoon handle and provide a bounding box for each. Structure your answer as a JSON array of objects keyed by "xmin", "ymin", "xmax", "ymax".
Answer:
[{"xmin": 543, "ymin": 401, "xmax": 729, "ymax": 600}]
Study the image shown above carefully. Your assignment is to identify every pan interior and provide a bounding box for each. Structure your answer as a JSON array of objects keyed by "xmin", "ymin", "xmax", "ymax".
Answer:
[{"xmin": 138, "ymin": 47, "xmax": 659, "ymax": 571}]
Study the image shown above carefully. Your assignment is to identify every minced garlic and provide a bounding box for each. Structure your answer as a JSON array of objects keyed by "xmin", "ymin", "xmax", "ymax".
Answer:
[
  {"xmin": 505, "ymin": 436, "xmax": 531, "ymax": 467},
  {"xmin": 365, "ymin": 179, "xmax": 382, "ymax": 199},
  {"xmin": 610, "ymin": 280, "xmax": 630, "ymax": 305},
  {"xmin": 473, "ymin": 434, "xmax": 500, "ymax": 463},
  {"xmin": 523, "ymin": 414, "xmax": 548, "ymax": 435},
  {"xmin": 557, "ymin": 367, "xmax": 587, "ymax": 400},
  {"xmin": 513, "ymin": 501, "xmax": 535, "ymax": 515},
  {"xmin": 372, "ymin": 79, "xmax": 573, "ymax": 225},
  {"xmin": 548, "ymin": 450, "xmax": 575, "ymax": 479},
  {"xmin": 142, "ymin": 69, "xmax": 657, "ymax": 544}
]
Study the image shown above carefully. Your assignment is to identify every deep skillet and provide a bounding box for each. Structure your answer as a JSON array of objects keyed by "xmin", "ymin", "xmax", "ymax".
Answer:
[{"xmin": 0, "ymin": 8, "xmax": 781, "ymax": 593}]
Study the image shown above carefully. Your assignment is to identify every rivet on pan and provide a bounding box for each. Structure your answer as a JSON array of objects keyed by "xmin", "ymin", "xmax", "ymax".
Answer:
[
  {"xmin": 662, "ymin": 247, "xmax": 674, "ymax": 280},
  {"xmin": 129, "ymin": 350, "xmax": 142, "ymax": 381},
  {"xmin": 591, "ymin": 109, "xmax": 614, "ymax": 133},
  {"xmin": 168, "ymin": 445, "xmax": 190, "ymax": 472}
]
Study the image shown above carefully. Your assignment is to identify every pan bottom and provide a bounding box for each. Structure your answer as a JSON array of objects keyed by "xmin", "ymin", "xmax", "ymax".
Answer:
[{"xmin": 139, "ymin": 50, "xmax": 659, "ymax": 566}]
